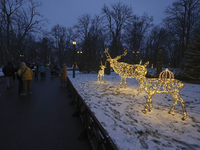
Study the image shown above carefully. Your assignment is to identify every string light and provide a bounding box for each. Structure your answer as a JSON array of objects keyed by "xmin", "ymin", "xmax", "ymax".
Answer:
[
  {"xmin": 137, "ymin": 68, "xmax": 187, "ymax": 120},
  {"xmin": 98, "ymin": 64, "xmax": 106, "ymax": 83},
  {"xmin": 104, "ymin": 48, "xmax": 149, "ymax": 90}
]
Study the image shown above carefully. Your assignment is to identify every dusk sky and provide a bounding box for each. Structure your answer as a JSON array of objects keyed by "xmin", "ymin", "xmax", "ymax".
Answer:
[{"xmin": 37, "ymin": 0, "xmax": 175, "ymax": 31}]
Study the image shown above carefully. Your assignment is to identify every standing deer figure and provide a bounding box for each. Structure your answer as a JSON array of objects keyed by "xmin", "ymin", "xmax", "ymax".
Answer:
[
  {"xmin": 97, "ymin": 63, "xmax": 106, "ymax": 83},
  {"xmin": 136, "ymin": 68, "xmax": 187, "ymax": 120},
  {"xmin": 104, "ymin": 48, "xmax": 149, "ymax": 90}
]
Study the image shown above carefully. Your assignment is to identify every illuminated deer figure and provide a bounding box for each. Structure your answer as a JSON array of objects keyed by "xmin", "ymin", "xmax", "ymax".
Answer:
[
  {"xmin": 136, "ymin": 68, "xmax": 187, "ymax": 120},
  {"xmin": 97, "ymin": 63, "xmax": 106, "ymax": 83},
  {"xmin": 104, "ymin": 48, "xmax": 149, "ymax": 90}
]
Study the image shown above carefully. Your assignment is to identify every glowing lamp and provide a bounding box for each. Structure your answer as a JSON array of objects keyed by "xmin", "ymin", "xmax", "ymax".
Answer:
[{"xmin": 73, "ymin": 41, "xmax": 76, "ymax": 45}]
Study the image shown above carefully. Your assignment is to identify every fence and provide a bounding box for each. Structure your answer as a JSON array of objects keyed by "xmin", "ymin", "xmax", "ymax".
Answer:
[{"xmin": 67, "ymin": 77, "xmax": 119, "ymax": 150}]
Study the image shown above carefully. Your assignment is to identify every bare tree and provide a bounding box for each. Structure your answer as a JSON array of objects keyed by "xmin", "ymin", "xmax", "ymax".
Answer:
[
  {"xmin": 0, "ymin": 0, "xmax": 46, "ymax": 64},
  {"xmin": 51, "ymin": 25, "xmax": 74, "ymax": 66},
  {"xmin": 145, "ymin": 26, "xmax": 169, "ymax": 67},
  {"xmin": 163, "ymin": 0, "xmax": 200, "ymax": 67},
  {"xmin": 124, "ymin": 13, "xmax": 153, "ymax": 64},
  {"xmin": 101, "ymin": 2, "xmax": 133, "ymax": 58},
  {"xmin": 74, "ymin": 13, "xmax": 105, "ymax": 72}
]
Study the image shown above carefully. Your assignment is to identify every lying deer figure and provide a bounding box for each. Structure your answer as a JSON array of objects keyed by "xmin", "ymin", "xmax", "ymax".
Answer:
[
  {"xmin": 136, "ymin": 68, "xmax": 187, "ymax": 120},
  {"xmin": 98, "ymin": 63, "xmax": 106, "ymax": 83},
  {"xmin": 104, "ymin": 48, "xmax": 149, "ymax": 90}
]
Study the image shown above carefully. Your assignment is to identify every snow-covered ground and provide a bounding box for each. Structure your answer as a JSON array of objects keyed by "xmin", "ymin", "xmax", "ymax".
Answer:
[
  {"xmin": 0, "ymin": 68, "xmax": 4, "ymax": 76},
  {"xmin": 68, "ymin": 71, "xmax": 200, "ymax": 150}
]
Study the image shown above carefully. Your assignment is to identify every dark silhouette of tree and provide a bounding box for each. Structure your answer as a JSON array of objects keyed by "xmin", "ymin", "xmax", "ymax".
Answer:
[
  {"xmin": 101, "ymin": 2, "xmax": 133, "ymax": 58},
  {"xmin": 0, "ymin": 0, "xmax": 46, "ymax": 64},
  {"xmin": 51, "ymin": 25, "xmax": 73, "ymax": 67},
  {"xmin": 145, "ymin": 26, "xmax": 169, "ymax": 67},
  {"xmin": 124, "ymin": 13, "xmax": 153, "ymax": 64},
  {"xmin": 157, "ymin": 49, "xmax": 163, "ymax": 77},
  {"xmin": 74, "ymin": 13, "xmax": 105, "ymax": 73},
  {"xmin": 163, "ymin": 0, "xmax": 200, "ymax": 67},
  {"xmin": 183, "ymin": 26, "xmax": 200, "ymax": 79}
]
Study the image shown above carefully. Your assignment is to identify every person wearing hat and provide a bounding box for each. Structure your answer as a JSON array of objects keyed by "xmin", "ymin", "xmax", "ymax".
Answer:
[{"xmin": 17, "ymin": 62, "xmax": 33, "ymax": 95}]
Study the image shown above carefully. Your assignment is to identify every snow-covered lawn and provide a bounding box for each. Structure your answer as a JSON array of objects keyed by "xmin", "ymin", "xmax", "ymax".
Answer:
[{"xmin": 68, "ymin": 71, "xmax": 200, "ymax": 150}]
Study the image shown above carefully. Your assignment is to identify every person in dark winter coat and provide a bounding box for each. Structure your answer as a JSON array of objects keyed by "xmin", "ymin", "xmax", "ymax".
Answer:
[
  {"xmin": 38, "ymin": 64, "xmax": 46, "ymax": 79},
  {"xmin": 34, "ymin": 64, "xmax": 39, "ymax": 80},
  {"xmin": 3, "ymin": 61, "xmax": 15, "ymax": 89},
  {"xmin": 16, "ymin": 63, "xmax": 23, "ymax": 94},
  {"xmin": 17, "ymin": 62, "xmax": 33, "ymax": 96}
]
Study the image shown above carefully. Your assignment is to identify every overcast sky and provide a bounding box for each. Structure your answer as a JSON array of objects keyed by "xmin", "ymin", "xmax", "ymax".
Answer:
[{"xmin": 37, "ymin": 0, "xmax": 175, "ymax": 31}]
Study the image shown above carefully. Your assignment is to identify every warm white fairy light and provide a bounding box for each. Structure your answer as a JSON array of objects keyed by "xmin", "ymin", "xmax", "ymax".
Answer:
[
  {"xmin": 137, "ymin": 68, "xmax": 187, "ymax": 120},
  {"xmin": 104, "ymin": 48, "xmax": 149, "ymax": 90},
  {"xmin": 98, "ymin": 64, "xmax": 106, "ymax": 83}
]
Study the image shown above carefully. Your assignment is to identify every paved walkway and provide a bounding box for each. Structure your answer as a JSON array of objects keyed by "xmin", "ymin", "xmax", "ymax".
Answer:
[{"xmin": 0, "ymin": 70, "xmax": 90, "ymax": 150}]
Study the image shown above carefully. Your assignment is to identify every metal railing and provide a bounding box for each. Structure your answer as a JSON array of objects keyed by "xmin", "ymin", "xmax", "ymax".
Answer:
[{"xmin": 67, "ymin": 77, "xmax": 119, "ymax": 150}]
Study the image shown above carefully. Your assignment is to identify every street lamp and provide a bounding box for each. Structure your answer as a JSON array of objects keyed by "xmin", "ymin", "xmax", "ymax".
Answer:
[{"xmin": 72, "ymin": 41, "xmax": 76, "ymax": 78}]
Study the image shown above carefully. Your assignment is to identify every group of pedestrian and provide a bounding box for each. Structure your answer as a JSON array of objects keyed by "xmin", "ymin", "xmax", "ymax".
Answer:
[
  {"xmin": 2, "ymin": 61, "xmax": 68, "ymax": 96},
  {"xmin": 50, "ymin": 63, "xmax": 67, "ymax": 87},
  {"xmin": 3, "ymin": 61, "xmax": 33, "ymax": 96},
  {"xmin": 50, "ymin": 64, "xmax": 60, "ymax": 77}
]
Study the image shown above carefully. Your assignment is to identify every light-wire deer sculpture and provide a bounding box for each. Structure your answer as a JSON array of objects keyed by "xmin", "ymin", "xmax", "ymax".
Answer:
[
  {"xmin": 136, "ymin": 68, "xmax": 187, "ymax": 120},
  {"xmin": 104, "ymin": 48, "xmax": 149, "ymax": 90},
  {"xmin": 97, "ymin": 62, "xmax": 106, "ymax": 83}
]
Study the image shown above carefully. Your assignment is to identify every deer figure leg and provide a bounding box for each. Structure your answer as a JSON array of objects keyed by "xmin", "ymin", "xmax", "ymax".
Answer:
[
  {"xmin": 137, "ymin": 78, "xmax": 144, "ymax": 94},
  {"xmin": 142, "ymin": 93, "xmax": 153, "ymax": 114},
  {"xmin": 169, "ymin": 92, "xmax": 187, "ymax": 120},
  {"xmin": 124, "ymin": 78, "xmax": 127, "ymax": 88},
  {"xmin": 117, "ymin": 77, "xmax": 124, "ymax": 90},
  {"xmin": 149, "ymin": 93, "xmax": 154, "ymax": 112},
  {"xmin": 168, "ymin": 92, "xmax": 178, "ymax": 116},
  {"xmin": 103, "ymin": 75, "xmax": 105, "ymax": 83}
]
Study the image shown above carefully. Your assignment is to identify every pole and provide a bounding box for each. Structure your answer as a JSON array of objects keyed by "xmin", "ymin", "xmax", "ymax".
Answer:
[{"xmin": 73, "ymin": 44, "xmax": 75, "ymax": 78}]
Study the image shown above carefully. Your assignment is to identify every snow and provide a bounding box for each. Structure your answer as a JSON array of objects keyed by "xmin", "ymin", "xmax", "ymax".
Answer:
[
  {"xmin": 0, "ymin": 68, "xmax": 4, "ymax": 76},
  {"xmin": 68, "ymin": 71, "xmax": 200, "ymax": 150}
]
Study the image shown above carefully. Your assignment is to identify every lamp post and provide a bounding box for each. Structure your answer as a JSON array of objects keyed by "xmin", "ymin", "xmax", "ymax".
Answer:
[
  {"xmin": 132, "ymin": 51, "xmax": 139, "ymax": 63},
  {"xmin": 20, "ymin": 55, "xmax": 24, "ymax": 62},
  {"xmin": 72, "ymin": 41, "xmax": 76, "ymax": 78}
]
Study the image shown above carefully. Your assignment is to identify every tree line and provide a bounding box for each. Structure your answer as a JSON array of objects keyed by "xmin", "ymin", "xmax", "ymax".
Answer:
[{"xmin": 0, "ymin": 0, "xmax": 200, "ymax": 78}]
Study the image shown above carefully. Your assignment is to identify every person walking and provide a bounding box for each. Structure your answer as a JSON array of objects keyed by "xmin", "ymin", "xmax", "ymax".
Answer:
[
  {"xmin": 50, "ymin": 63, "xmax": 55, "ymax": 77},
  {"xmin": 15, "ymin": 63, "xmax": 23, "ymax": 94},
  {"xmin": 34, "ymin": 64, "xmax": 39, "ymax": 80},
  {"xmin": 17, "ymin": 62, "xmax": 33, "ymax": 96},
  {"xmin": 38, "ymin": 64, "xmax": 46, "ymax": 79},
  {"xmin": 59, "ymin": 63, "xmax": 67, "ymax": 88},
  {"xmin": 3, "ymin": 61, "xmax": 15, "ymax": 89}
]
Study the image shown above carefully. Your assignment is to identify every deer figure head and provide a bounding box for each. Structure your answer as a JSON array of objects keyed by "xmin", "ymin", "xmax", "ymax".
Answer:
[
  {"xmin": 135, "ymin": 60, "xmax": 149, "ymax": 77},
  {"xmin": 104, "ymin": 48, "xmax": 127, "ymax": 67}
]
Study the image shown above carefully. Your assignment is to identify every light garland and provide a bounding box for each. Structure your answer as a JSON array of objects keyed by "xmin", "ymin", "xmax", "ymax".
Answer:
[
  {"xmin": 104, "ymin": 48, "xmax": 149, "ymax": 90},
  {"xmin": 98, "ymin": 63, "xmax": 106, "ymax": 83},
  {"xmin": 137, "ymin": 69, "xmax": 187, "ymax": 120}
]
